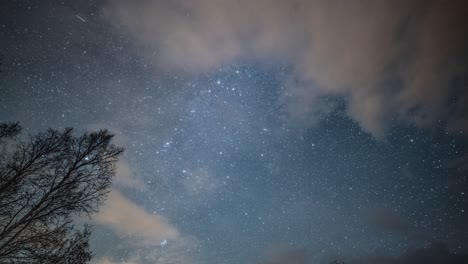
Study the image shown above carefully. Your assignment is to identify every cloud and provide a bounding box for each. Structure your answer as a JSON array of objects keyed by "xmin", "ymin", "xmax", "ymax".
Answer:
[
  {"xmin": 95, "ymin": 189, "xmax": 179, "ymax": 244},
  {"xmin": 402, "ymin": 243, "xmax": 468, "ymax": 264},
  {"xmin": 364, "ymin": 207, "xmax": 429, "ymax": 241},
  {"xmin": 93, "ymin": 190, "xmax": 202, "ymax": 264},
  {"xmin": 84, "ymin": 124, "xmax": 146, "ymax": 190},
  {"xmin": 334, "ymin": 242, "xmax": 468, "ymax": 264},
  {"xmin": 113, "ymin": 159, "xmax": 147, "ymax": 191},
  {"xmin": 93, "ymin": 257, "xmax": 139, "ymax": 264},
  {"xmin": 104, "ymin": 0, "xmax": 468, "ymax": 137},
  {"xmin": 93, "ymin": 258, "xmax": 124, "ymax": 264},
  {"xmin": 92, "ymin": 236, "xmax": 200, "ymax": 264},
  {"xmin": 132, "ymin": 235, "xmax": 200, "ymax": 264},
  {"xmin": 93, "ymin": 258, "xmax": 114, "ymax": 264}
]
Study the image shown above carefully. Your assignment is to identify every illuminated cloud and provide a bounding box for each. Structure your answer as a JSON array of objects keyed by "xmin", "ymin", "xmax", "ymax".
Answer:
[
  {"xmin": 95, "ymin": 189, "xmax": 179, "ymax": 244},
  {"xmin": 104, "ymin": 0, "xmax": 468, "ymax": 137},
  {"xmin": 93, "ymin": 190, "xmax": 200, "ymax": 264}
]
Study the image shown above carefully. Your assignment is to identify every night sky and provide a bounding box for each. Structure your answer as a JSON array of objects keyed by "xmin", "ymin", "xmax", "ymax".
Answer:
[{"xmin": 1, "ymin": 1, "xmax": 468, "ymax": 264}]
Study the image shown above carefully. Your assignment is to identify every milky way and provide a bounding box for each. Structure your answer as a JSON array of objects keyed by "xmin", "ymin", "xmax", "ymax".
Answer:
[{"xmin": 1, "ymin": 1, "xmax": 467, "ymax": 264}]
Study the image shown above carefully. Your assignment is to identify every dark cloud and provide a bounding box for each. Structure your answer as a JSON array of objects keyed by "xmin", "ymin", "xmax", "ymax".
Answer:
[
  {"xmin": 341, "ymin": 243, "xmax": 468, "ymax": 264},
  {"xmin": 402, "ymin": 243, "xmax": 468, "ymax": 264},
  {"xmin": 261, "ymin": 244, "xmax": 468, "ymax": 264},
  {"xmin": 364, "ymin": 207, "xmax": 429, "ymax": 241}
]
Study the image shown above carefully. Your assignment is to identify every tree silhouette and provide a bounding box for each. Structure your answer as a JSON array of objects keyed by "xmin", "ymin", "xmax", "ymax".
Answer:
[
  {"xmin": 0, "ymin": 122, "xmax": 21, "ymax": 139},
  {"xmin": 0, "ymin": 122, "xmax": 124, "ymax": 263}
]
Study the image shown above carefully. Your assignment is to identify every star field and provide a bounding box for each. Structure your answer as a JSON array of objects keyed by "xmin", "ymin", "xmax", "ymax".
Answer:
[{"xmin": 1, "ymin": 1, "xmax": 468, "ymax": 264}]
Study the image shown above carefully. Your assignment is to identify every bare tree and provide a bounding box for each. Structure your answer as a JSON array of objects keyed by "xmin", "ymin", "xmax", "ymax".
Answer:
[
  {"xmin": 0, "ymin": 122, "xmax": 124, "ymax": 263},
  {"xmin": 0, "ymin": 122, "xmax": 21, "ymax": 139}
]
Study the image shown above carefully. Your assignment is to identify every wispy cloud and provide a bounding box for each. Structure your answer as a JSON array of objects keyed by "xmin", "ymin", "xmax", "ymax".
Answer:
[
  {"xmin": 95, "ymin": 189, "xmax": 178, "ymax": 244},
  {"xmin": 93, "ymin": 189, "xmax": 201, "ymax": 264},
  {"xmin": 114, "ymin": 159, "xmax": 147, "ymax": 191}
]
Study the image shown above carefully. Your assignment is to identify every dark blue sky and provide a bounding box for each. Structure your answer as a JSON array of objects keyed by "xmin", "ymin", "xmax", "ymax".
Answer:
[{"xmin": 1, "ymin": 1, "xmax": 467, "ymax": 264}]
